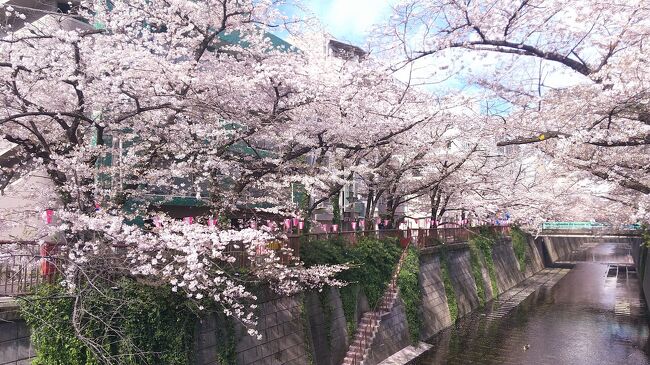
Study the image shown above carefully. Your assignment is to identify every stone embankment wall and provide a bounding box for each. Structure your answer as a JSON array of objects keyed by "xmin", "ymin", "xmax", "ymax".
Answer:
[
  {"xmin": 195, "ymin": 287, "xmax": 355, "ymax": 365},
  {"xmin": 363, "ymin": 235, "xmax": 545, "ymax": 365},
  {"xmin": 630, "ymin": 237, "xmax": 649, "ymax": 314},
  {"xmin": 11, "ymin": 233, "xmax": 640, "ymax": 365},
  {"xmin": 0, "ymin": 302, "xmax": 33, "ymax": 365}
]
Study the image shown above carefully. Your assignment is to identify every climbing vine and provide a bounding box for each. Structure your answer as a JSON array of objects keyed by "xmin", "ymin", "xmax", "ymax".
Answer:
[
  {"xmin": 299, "ymin": 297, "xmax": 315, "ymax": 365},
  {"xmin": 471, "ymin": 228, "xmax": 500, "ymax": 298},
  {"xmin": 300, "ymin": 236, "xmax": 402, "ymax": 339},
  {"xmin": 20, "ymin": 279, "xmax": 197, "ymax": 365},
  {"xmin": 468, "ymin": 242, "xmax": 488, "ymax": 307},
  {"xmin": 340, "ymin": 285, "xmax": 358, "ymax": 340},
  {"xmin": 397, "ymin": 246, "xmax": 422, "ymax": 344},
  {"xmin": 214, "ymin": 312, "xmax": 237, "ymax": 365},
  {"xmin": 439, "ymin": 249, "xmax": 458, "ymax": 323},
  {"xmin": 317, "ymin": 289, "xmax": 334, "ymax": 347},
  {"xmin": 510, "ymin": 226, "xmax": 529, "ymax": 273},
  {"xmin": 640, "ymin": 225, "xmax": 650, "ymax": 283}
]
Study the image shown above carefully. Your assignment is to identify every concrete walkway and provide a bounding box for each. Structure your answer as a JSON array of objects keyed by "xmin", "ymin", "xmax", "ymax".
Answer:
[{"xmin": 377, "ymin": 342, "xmax": 432, "ymax": 365}]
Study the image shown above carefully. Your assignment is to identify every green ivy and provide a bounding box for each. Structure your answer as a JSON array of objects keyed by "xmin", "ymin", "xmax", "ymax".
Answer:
[
  {"xmin": 301, "ymin": 236, "xmax": 402, "ymax": 338},
  {"xmin": 299, "ymin": 298, "xmax": 315, "ymax": 365},
  {"xmin": 468, "ymin": 242, "xmax": 487, "ymax": 307},
  {"xmin": 339, "ymin": 285, "xmax": 358, "ymax": 340},
  {"xmin": 471, "ymin": 228, "xmax": 499, "ymax": 297},
  {"xmin": 214, "ymin": 312, "xmax": 236, "ymax": 365},
  {"xmin": 20, "ymin": 279, "xmax": 197, "ymax": 365},
  {"xmin": 397, "ymin": 246, "xmax": 422, "ymax": 344},
  {"xmin": 640, "ymin": 225, "xmax": 650, "ymax": 283},
  {"xmin": 510, "ymin": 226, "xmax": 529, "ymax": 273},
  {"xmin": 317, "ymin": 289, "xmax": 333, "ymax": 348},
  {"xmin": 439, "ymin": 249, "xmax": 458, "ymax": 323}
]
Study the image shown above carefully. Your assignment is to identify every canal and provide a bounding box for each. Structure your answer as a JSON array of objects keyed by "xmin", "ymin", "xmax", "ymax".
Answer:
[{"xmin": 415, "ymin": 242, "xmax": 650, "ymax": 365}]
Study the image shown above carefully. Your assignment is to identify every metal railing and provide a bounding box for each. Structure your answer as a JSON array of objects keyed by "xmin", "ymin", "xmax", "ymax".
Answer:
[
  {"xmin": 0, "ymin": 241, "xmax": 60, "ymax": 296},
  {"xmin": 290, "ymin": 225, "xmax": 512, "ymax": 254},
  {"xmin": 0, "ymin": 225, "xmax": 512, "ymax": 296}
]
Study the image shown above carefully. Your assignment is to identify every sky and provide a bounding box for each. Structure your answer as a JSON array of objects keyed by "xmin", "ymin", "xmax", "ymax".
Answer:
[{"xmin": 302, "ymin": 0, "xmax": 393, "ymax": 45}]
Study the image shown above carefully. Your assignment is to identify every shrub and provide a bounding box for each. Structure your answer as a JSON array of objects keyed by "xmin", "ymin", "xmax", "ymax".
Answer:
[{"xmin": 20, "ymin": 279, "xmax": 198, "ymax": 365}]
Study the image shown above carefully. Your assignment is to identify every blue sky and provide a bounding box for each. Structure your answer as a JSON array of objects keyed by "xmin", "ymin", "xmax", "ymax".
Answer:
[{"xmin": 302, "ymin": 0, "xmax": 394, "ymax": 45}]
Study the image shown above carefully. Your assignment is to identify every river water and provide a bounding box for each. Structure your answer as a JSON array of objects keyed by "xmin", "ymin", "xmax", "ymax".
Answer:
[{"xmin": 415, "ymin": 242, "xmax": 650, "ymax": 365}]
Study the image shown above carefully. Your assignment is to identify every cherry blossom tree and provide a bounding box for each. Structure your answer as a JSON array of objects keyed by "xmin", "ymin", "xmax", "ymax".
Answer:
[{"xmin": 378, "ymin": 0, "xmax": 650, "ymax": 223}]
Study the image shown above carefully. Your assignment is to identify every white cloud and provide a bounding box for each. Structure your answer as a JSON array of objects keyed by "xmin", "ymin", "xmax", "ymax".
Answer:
[{"xmin": 307, "ymin": 0, "xmax": 393, "ymax": 42}]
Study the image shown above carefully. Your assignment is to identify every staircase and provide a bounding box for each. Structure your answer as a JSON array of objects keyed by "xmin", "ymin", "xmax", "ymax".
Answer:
[{"xmin": 341, "ymin": 244, "xmax": 410, "ymax": 365}]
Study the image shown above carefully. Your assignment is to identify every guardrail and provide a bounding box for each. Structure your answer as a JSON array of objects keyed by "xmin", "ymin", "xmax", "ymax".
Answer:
[
  {"xmin": 539, "ymin": 228, "xmax": 642, "ymax": 237},
  {"xmin": 288, "ymin": 225, "xmax": 511, "ymax": 255},
  {"xmin": 0, "ymin": 241, "xmax": 60, "ymax": 296},
  {"xmin": 0, "ymin": 225, "xmax": 511, "ymax": 296}
]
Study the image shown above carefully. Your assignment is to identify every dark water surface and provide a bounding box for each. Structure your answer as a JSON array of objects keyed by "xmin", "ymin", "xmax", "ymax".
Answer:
[{"xmin": 416, "ymin": 242, "xmax": 650, "ymax": 365}]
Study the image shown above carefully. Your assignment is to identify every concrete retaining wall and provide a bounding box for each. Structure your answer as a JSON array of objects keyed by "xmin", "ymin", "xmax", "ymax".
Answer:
[
  {"xmin": 194, "ymin": 295, "xmax": 310, "ymax": 365},
  {"xmin": 304, "ymin": 288, "xmax": 348, "ymax": 365},
  {"xmin": 364, "ymin": 297, "xmax": 411, "ymax": 365},
  {"xmin": 491, "ymin": 240, "xmax": 525, "ymax": 293},
  {"xmin": 0, "ymin": 302, "xmax": 33, "ymax": 365},
  {"xmin": 10, "ymin": 232, "xmax": 634, "ymax": 365},
  {"xmin": 418, "ymin": 254, "xmax": 452, "ymax": 339},
  {"xmin": 366, "ymin": 235, "xmax": 546, "ymax": 364}
]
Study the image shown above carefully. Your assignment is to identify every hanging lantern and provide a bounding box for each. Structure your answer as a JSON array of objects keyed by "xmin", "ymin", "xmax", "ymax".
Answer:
[
  {"xmin": 208, "ymin": 216, "xmax": 216, "ymax": 227},
  {"xmin": 292, "ymin": 217, "xmax": 299, "ymax": 227},
  {"xmin": 42, "ymin": 209, "xmax": 54, "ymax": 224},
  {"xmin": 184, "ymin": 216, "xmax": 193, "ymax": 225},
  {"xmin": 298, "ymin": 221, "xmax": 304, "ymax": 230},
  {"xmin": 359, "ymin": 219, "xmax": 365, "ymax": 229},
  {"xmin": 351, "ymin": 221, "xmax": 357, "ymax": 230},
  {"xmin": 332, "ymin": 224, "xmax": 338, "ymax": 232},
  {"xmin": 375, "ymin": 217, "xmax": 381, "ymax": 224},
  {"xmin": 284, "ymin": 219, "xmax": 291, "ymax": 231},
  {"xmin": 384, "ymin": 219, "xmax": 389, "ymax": 226}
]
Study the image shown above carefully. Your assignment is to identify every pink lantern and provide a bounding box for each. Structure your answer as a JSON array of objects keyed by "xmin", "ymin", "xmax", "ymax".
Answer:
[
  {"xmin": 284, "ymin": 219, "xmax": 291, "ymax": 231},
  {"xmin": 332, "ymin": 224, "xmax": 338, "ymax": 232},
  {"xmin": 42, "ymin": 209, "xmax": 54, "ymax": 224},
  {"xmin": 183, "ymin": 216, "xmax": 193, "ymax": 225},
  {"xmin": 384, "ymin": 219, "xmax": 389, "ymax": 226},
  {"xmin": 351, "ymin": 221, "xmax": 357, "ymax": 230},
  {"xmin": 322, "ymin": 223, "xmax": 329, "ymax": 232},
  {"xmin": 426, "ymin": 218, "xmax": 431, "ymax": 227},
  {"xmin": 359, "ymin": 219, "xmax": 365, "ymax": 229},
  {"xmin": 208, "ymin": 217, "xmax": 216, "ymax": 227},
  {"xmin": 153, "ymin": 216, "xmax": 162, "ymax": 228},
  {"xmin": 298, "ymin": 221, "xmax": 304, "ymax": 230},
  {"xmin": 292, "ymin": 217, "xmax": 299, "ymax": 227},
  {"xmin": 375, "ymin": 217, "xmax": 381, "ymax": 224}
]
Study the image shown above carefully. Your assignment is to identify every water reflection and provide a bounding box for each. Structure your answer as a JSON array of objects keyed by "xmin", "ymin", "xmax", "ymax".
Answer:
[{"xmin": 416, "ymin": 242, "xmax": 649, "ymax": 365}]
